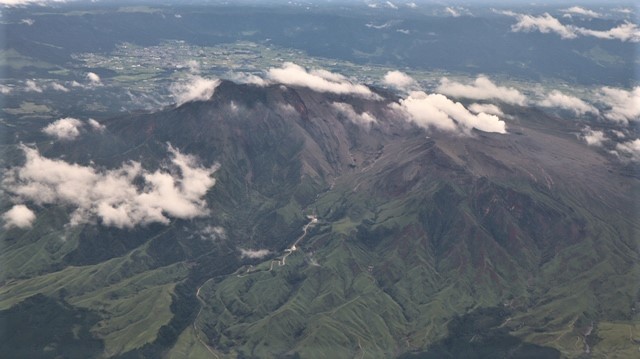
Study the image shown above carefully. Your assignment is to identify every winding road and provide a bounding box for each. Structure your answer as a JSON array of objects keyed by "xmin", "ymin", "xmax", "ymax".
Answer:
[
  {"xmin": 190, "ymin": 214, "xmax": 319, "ymax": 356},
  {"xmin": 235, "ymin": 215, "xmax": 318, "ymax": 277},
  {"xmin": 280, "ymin": 215, "xmax": 318, "ymax": 266}
]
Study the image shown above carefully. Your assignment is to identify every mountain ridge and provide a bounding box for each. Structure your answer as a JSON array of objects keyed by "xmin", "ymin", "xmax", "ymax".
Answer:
[{"xmin": 1, "ymin": 79, "xmax": 638, "ymax": 358}]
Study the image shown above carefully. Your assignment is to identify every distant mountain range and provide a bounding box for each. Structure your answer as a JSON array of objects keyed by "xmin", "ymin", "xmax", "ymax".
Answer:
[{"xmin": 1, "ymin": 80, "xmax": 638, "ymax": 358}]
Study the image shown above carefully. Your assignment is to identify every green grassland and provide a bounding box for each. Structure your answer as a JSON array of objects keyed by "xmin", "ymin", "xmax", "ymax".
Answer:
[
  {"xmin": 189, "ymin": 168, "xmax": 640, "ymax": 358},
  {"xmin": 0, "ymin": 211, "xmax": 191, "ymax": 356}
]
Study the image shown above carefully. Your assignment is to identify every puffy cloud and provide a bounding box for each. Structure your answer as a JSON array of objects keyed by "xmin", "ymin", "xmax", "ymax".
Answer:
[
  {"xmin": 50, "ymin": 82, "xmax": 70, "ymax": 92},
  {"xmin": 170, "ymin": 75, "xmax": 220, "ymax": 106},
  {"xmin": 539, "ymin": 90, "xmax": 599, "ymax": 116},
  {"xmin": 2, "ymin": 204, "xmax": 36, "ymax": 229},
  {"xmin": 0, "ymin": 85, "xmax": 11, "ymax": 94},
  {"xmin": 390, "ymin": 91, "xmax": 507, "ymax": 135},
  {"xmin": 468, "ymin": 103, "xmax": 504, "ymax": 116},
  {"xmin": 504, "ymin": 11, "xmax": 640, "ymax": 42},
  {"xmin": 613, "ymin": 8, "xmax": 633, "ymax": 14},
  {"xmin": 42, "ymin": 118, "xmax": 105, "ymax": 140},
  {"xmin": 86, "ymin": 72, "xmax": 102, "ymax": 86},
  {"xmin": 616, "ymin": 139, "xmax": 640, "ymax": 161},
  {"xmin": 3, "ymin": 144, "xmax": 219, "ymax": 228},
  {"xmin": 581, "ymin": 127, "xmax": 607, "ymax": 146},
  {"xmin": 510, "ymin": 12, "xmax": 578, "ymax": 39},
  {"xmin": 331, "ymin": 102, "xmax": 377, "ymax": 126},
  {"xmin": 25, "ymin": 80, "xmax": 43, "ymax": 93},
  {"xmin": 240, "ymin": 248, "xmax": 271, "ymax": 259},
  {"xmin": 406, "ymin": 2, "xmax": 417, "ymax": 9},
  {"xmin": 576, "ymin": 22, "xmax": 640, "ymax": 42},
  {"xmin": 88, "ymin": 118, "xmax": 106, "ymax": 132},
  {"xmin": 267, "ymin": 62, "xmax": 378, "ymax": 99},
  {"xmin": 181, "ymin": 60, "xmax": 200, "ymax": 73},
  {"xmin": 42, "ymin": 117, "xmax": 83, "ymax": 140},
  {"xmin": 20, "ymin": 18, "xmax": 34, "ymax": 25},
  {"xmin": 561, "ymin": 6, "xmax": 601, "ymax": 18},
  {"xmin": 596, "ymin": 86, "xmax": 640, "ymax": 124},
  {"xmin": 200, "ymin": 225, "xmax": 226, "ymax": 241},
  {"xmin": 445, "ymin": 7, "xmax": 461, "ymax": 17},
  {"xmin": 230, "ymin": 72, "xmax": 268, "ymax": 86},
  {"xmin": 277, "ymin": 103, "xmax": 297, "ymax": 116},
  {"xmin": 382, "ymin": 70, "xmax": 417, "ymax": 91},
  {"xmin": 437, "ymin": 76, "xmax": 527, "ymax": 105},
  {"xmin": 444, "ymin": 6, "xmax": 471, "ymax": 17}
]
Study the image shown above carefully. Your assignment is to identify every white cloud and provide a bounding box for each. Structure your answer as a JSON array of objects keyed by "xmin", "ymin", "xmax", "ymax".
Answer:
[
  {"xmin": 539, "ymin": 90, "xmax": 599, "ymax": 116},
  {"xmin": 510, "ymin": 12, "xmax": 578, "ymax": 39},
  {"xmin": 468, "ymin": 103, "xmax": 504, "ymax": 116},
  {"xmin": 0, "ymin": 0, "xmax": 65, "ymax": 6},
  {"xmin": 240, "ymin": 248, "xmax": 271, "ymax": 259},
  {"xmin": 42, "ymin": 118, "xmax": 104, "ymax": 140},
  {"xmin": 86, "ymin": 72, "xmax": 102, "ymax": 86},
  {"xmin": 561, "ymin": 6, "xmax": 601, "ymax": 18},
  {"xmin": 331, "ymin": 102, "xmax": 377, "ymax": 126},
  {"xmin": 3, "ymin": 144, "xmax": 219, "ymax": 229},
  {"xmin": 182, "ymin": 60, "xmax": 200, "ymax": 73},
  {"xmin": 596, "ymin": 86, "xmax": 640, "ymax": 124},
  {"xmin": 385, "ymin": 1, "xmax": 397, "ymax": 10},
  {"xmin": 390, "ymin": 91, "xmax": 507, "ymax": 135},
  {"xmin": 616, "ymin": 139, "xmax": 640, "ymax": 161},
  {"xmin": 50, "ymin": 82, "xmax": 70, "ymax": 92},
  {"xmin": 504, "ymin": 11, "xmax": 640, "ymax": 42},
  {"xmin": 613, "ymin": 8, "xmax": 633, "ymax": 14},
  {"xmin": 277, "ymin": 103, "xmax": 297, "ymax": 116},
  {"xmin": 20, "ymin": 18, "xmax": 34, "ymax": 25},
  {"xmin": 88, "ymin": 118, "xmax": 105, "ymax": 132},
  {"xmin": 445, "ymin": 7, "xmax": 461, "ymax": 17},
  {"xmin": 42, "ymin": 117, "xmax": 83, "ymax": 140},
  {"xmin": 0, "ymin": 84, "xmax": 11, "ymax": 94},
  {"xmin": 231, "ymin": 72, "xmax": 268, "ymax": 86},
  {"xmin": 365, "ymin": 21, "xmax": 392, "ymax": 29},
  {"xmin": 267, "ymin": 62, "xmax": 378, "ymax": 99},
  {"xmin": 25, "ymin": 80, "xmax": 43, "ymax": 93},
  {"xmin": 444, "ymin": 6, "xmax": 471, "ymax": 17},
  {"xmin": 612, "ymin": 130, "xmax": 626, "ymax": 139},
  {"xmin": 2, "ymin": 204, "xmax": 36, "ymax": 229},
  {"xmin": 170, "ymin": 75, "xmax": 221, "ymax": 106},
  {"xmin": 406, "ymin": 2, "xmax": 417, "ymax": 9},
  {"xmin": 581, "ymin": 127, "xmax": 607, "ymax": 146},
  {"xmin": 576, "ymin": 22, "xmax": 640, "ymax": 42},
  {"xmin": 437, "ymin": 76, "xmax": 527, "ymax": 105},
  {"xmin": 382, "ymin": 70, "xmax": 417, "ymax": 91},
  {"xmin": 200, "ymin": 225, "xmax": 226, "ymax": 241},
  {"xmin": 396, "ymin": 29, "xmax": 411, "ymax": 34}
]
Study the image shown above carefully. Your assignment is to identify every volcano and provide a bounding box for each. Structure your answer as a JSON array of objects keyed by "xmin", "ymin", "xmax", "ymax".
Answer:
[{"xmin": 1, "ymin": 80, "xmax": 638, "ymax": 358}]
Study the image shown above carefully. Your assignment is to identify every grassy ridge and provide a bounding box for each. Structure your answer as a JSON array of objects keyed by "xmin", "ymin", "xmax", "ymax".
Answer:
[
  {"xmin": 0, "ymin": 235, "xmax": 190, "ymax": 356},
  {"xmin": 193, "ymin": 169, "xmax": 639, "ymax": 358}
]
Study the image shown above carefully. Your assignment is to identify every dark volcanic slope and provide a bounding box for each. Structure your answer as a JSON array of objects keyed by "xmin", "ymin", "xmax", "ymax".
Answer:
[{"xmin": 0, "ymin": 81, "xmax": 638, "ymax": 358}]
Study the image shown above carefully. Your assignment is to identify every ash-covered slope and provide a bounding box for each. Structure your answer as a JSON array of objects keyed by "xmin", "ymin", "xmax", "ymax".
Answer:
[{"xmin": 0, "ymin": 80, "xmax": 638, "ymax": 358}]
